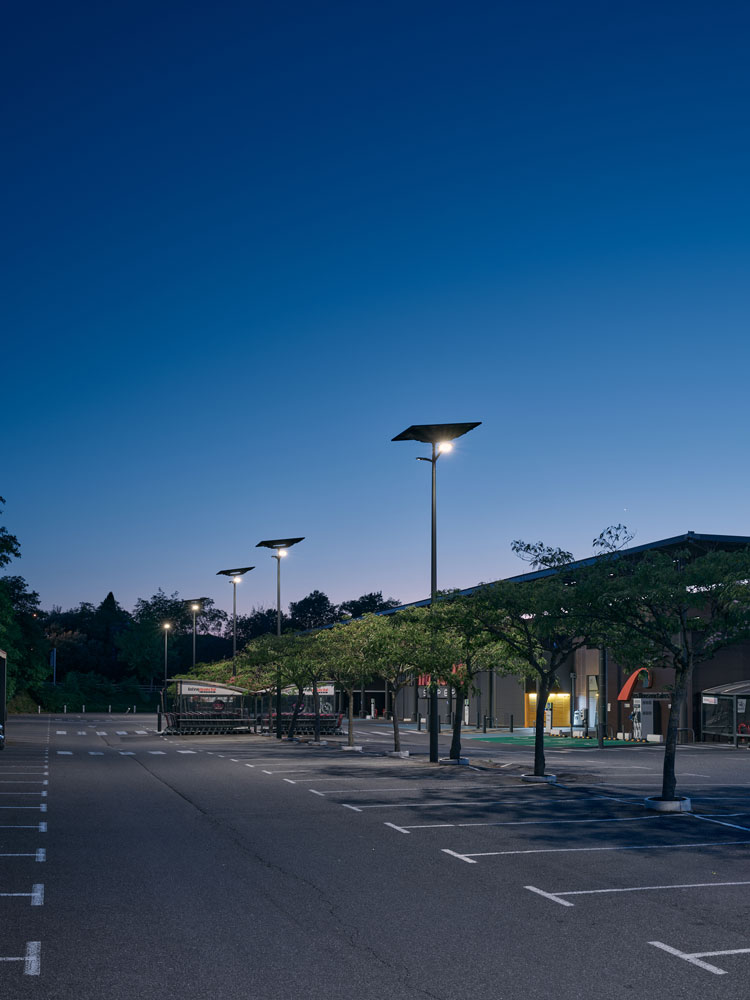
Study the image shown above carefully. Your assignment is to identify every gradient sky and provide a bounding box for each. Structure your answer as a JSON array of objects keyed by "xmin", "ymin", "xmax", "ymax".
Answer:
[{"xmin": 3, "ymin": 1, "xmax": 750, "ymax": 619}]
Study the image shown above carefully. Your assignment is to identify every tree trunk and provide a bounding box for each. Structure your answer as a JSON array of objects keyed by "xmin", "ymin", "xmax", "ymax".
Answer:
[
  {"xmin": 313, "ymin": 677, "xmax": 321, "ymax": 742},
  {"xmin": 286, "ymin": 685, "xmax": 304, "ymax": 740},
  {"xmin": 534, "ymin": 678, "xmax": 552, "ymax": 776},
  {"xmin": 449, "ymin": 690, "xmax": 465, "ymax": 760},
  {"xmin": 347, "ymin": 687, "xmax": 355, "ymax": 746},
  {"xmin": 391, "ymin": 683, "xmax": 401, "ymax": 752},
  {"xmin": 661, "ymin": 670, "xmax": 688, "ymax": 800}
]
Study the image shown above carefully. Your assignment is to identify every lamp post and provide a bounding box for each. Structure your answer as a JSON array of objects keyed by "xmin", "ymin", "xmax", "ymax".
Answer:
[
  {"xmin": 185, "ymin": 601, "xmax": 204, "ymax": 672},
  {"xmin": 256, "ymin": 537, "xmax": 304, "ymax": 738},
  {"xmin": 392, "ymin": 422, "xmax": 481, "ymax": 763},
  {"xmin": 216, "ymin": 566, "xmax": 255, "ymax": 666},
  {"xmin": 162, "ymin": 623, "xmax": 171, "ymax": 684}
]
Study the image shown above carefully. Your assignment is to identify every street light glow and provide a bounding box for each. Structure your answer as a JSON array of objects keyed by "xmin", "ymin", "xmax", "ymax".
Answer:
[
  {"xmin": 191, "ymin": 603, "xmax": 200, "ymax": 611},
  {"xmin": 232, "ymin": 576, "xmax": 243, "ymax": 584},
  {"xmin": 437, "ymin": 441, "xmax": 453, "ymax": 453},
  {"xmin": 278, "ymin": 549, "xmax": 288, "ymax": 558},
  {"xmin": 163, "ymin": 622, "xmax": 171, "ymax": 631}
]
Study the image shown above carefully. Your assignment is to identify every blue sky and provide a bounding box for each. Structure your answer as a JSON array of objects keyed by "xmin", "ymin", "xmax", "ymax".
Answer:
[{"xmin": 3, "ymin": 1, "xmax": 750, "ymax": 617}]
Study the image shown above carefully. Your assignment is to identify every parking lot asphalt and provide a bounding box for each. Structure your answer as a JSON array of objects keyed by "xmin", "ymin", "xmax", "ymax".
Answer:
[{"xmin": 2, "ymin": 714, "xmax": 749, "ymax": 999}]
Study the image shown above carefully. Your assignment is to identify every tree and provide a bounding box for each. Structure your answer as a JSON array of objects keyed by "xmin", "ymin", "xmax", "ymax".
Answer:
[
  {"xmin": 339, "ymin": 592, "xmax": 401, "ymax": 619},
  {"xmin": 592, "ymin": 545, "xmax": 750, "ymax": 801},
  {"xmin": 0, "ymin": 576, "xmax": 49, "ymax": 699},
  {"xmin": 373, "ymin": 607, "xmax": 462, "ymax": 754},
  {"xmin": 0, "ymin": 497, "xmax": 21, "ymax": 568},
  {"xmin": 470, "ymin": 546, "xmax": 602, "ymax": 777},
  {"xmin": 429, "ymin": 595, "xmax": 509, "ymax": 761},
  {"xmin": 316, "ymin": 616, "xmax": 379, "ymax": 746},
  {"xmin": 289, "ymin": 591, "xmax": 339, "ymax": 631},
  {"xmin": 228, "ymin": 606, "xmax": 288, "ymax": 645}
]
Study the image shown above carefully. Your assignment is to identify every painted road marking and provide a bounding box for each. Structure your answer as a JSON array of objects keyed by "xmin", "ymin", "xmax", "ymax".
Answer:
[
  {"xmin": 135, "ymin": 731, "xmax": 148, "ymax": 734},
  {"xmin": 310, "ymin": 790, "xmax": 325, "ymax": 797},
  {"xmin": 341, "ymin": 795, "xmax": 591, "ymax": 810},
  {"xmin": 384, "ymin": 815, "xmax": 666, "ymax": 834},
  {"xmin": 96, "ymin": 731, "xmax": 107, "ymax": 735},
  {"xmin": 525, "ymin": 880, "xmax": 750, "ymax": 907},
  {"xmin": 0, "ymin": 824, "xmax": 46, "ymax": 831},
  {"xmin": 342, "ymin": 804, "xmax": 362, "ymax": 812},
  {"xmin": 649, "ymin": 940, "xmax": 750, "ymax": 976},
  {"xmin": 56, "ymin": 752, "xmax": 72, "ymax": 756},
  {"xmin": 0, "ymin": 806, "xmax": 47, "ymax": 812},
  {"xmin": 283, "ymin": 779, "xmax": 296, "ymax": 784},
  {"xmin": 0, "ymin": 941, "xmax": 41, "ymax": 975},
  {"xmin": 55, "ymin": 731, "xmax": 66, "ymax": 735},
  {"xmin": 88, "ymin": 752, "xmax": 104, "ymax": 756},
  {"xmin": 148, "ymin": 751, "xmax": 166, "ymax": 755},
  {"xmin": 0, "ymin": 884, "xmax": 44, "ymax": 905},
  {"xmin": 177, "ymin": 750, "xmax": 197, "ymax": 754},
  {"xmin": 77, "ymin": 731, "xmax": 86, "ymax": 735},
  {"xmin": 0, "ymin": 851, "xmax": 45, "ymax": 861},
  {"xmin": 444, "ymin": 840, "xmax": 750, "ymax": 862},
  {"xmin": 693, "ymin": 814, "xmax": 750, "ymax": 833}
]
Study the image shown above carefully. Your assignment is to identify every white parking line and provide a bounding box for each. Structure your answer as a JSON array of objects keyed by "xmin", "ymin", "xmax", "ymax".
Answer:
[
  {"xmin": 56, "ymin": 752, "xmax": 72, "ymax": 756},
  {"xmin": 525, "ymin": 880, "xmax": 750, "ymax": 907},
  {"xmin": 96, "ymin": 732, "xmax": 107, "ymax": 736},
  {"xmin": 0, "ymin": 941, "xmax": 41, "ymax": 975},
  {"xmin": 0, "ymin": 884, "xmax": 44, "ymax": 905},
  {"xmin": 385, "ymin": 815, "xmax": 668, "ymax": 834},
  {"xmin": 342, "ymin": 795, "xmax": 591, "ymax": 810},
  {"xmin": 444, "ymin": 840, "xmax": 750, "ymax": 862},
  {"xmin": 88, "ymin": 752, "xmax": 104, "ymax": 756},
  {"xmin": 649, "ymin": 940, "xmax": 750, "ymax": 976},
  {"xmin": 693, "ymin": 814, "xmax": 750, "ymax": 832},
  {"xmin": 177, "ymin": 751, "xmax": 197, "ymax": 754},
  {"xmin": 0, "ymin": 824, "xmax": 46, "ymax": 831},
  {"xmin": 148, "ymin": 751, "xmax": 166, "ymax": 755},
  {"xmin": 0, "ymin": 851, "xmax": 45, "ymax": 861}
]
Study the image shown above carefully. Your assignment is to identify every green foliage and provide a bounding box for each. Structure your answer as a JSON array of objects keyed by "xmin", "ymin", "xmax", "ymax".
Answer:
[
  {"xmin": 288, "ymin": 590, "xmax": 339, "ymax": 631},
  {"xmin": 0, "ymin": 576, "xmax": 49, "ymax": 699},
  {"xmin": 339, "ymin": 592, "xmax": 401, "ymax": 618},
  {"xmin": 0, "ymin": 497, "xmax": 21, "ymax": 568}
]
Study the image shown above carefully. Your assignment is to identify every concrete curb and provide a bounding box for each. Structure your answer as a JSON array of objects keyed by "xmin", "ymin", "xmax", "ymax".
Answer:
[
  {"xmin": 521, "ymin": 774, "xmax": 557, "ymax": 784},
  {"xmin": 644, "ymin": 795, "xmax": 692, "ymax": 812}
]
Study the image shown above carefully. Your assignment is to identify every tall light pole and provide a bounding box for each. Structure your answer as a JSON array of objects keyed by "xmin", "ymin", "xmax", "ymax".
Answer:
[
  {"xmin": 216, "ymin": 566, "xmax": 255, "ymax": 666},
  {"xmin": 256, "ymin": 537, "xmax": 304, "ymax": 738},
  {"xmin": 162, "ymin": 623, "xmax": 171, "ymax": 684},
  {"xmin": 185, "ymin": 601, "xmax": 205, "ymax": 672},
  {"xmin": 392, "ymin": 422, "xmax": 481, "ymax": 763}
]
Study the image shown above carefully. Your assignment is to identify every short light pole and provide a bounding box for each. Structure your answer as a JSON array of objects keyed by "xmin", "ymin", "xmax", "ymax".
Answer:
[
  {"xmin": 392, "ymin": 422, "xmax": 481, "ymax": 763},
  {"xmin": 216, "ymin": 565, "xmax": 255, "ymax": 667},
  {"xmin": 256, "ymin": 537, "xmax": 304, "ymax": 738},
  {"xmin": 162, "ymin": 623, "xmax": 171, "ymax": 684}
]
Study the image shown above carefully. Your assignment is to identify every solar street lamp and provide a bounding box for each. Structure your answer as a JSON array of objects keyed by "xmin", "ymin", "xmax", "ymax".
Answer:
[
  {"xmin": 162, "ymin": 623, "xmax": 171, "ymax": 684},
  {"xmin": 392, "ymin": 422, "xmax": 481, "ymax": 762},
  {"xmin": 216, "ymin": 566, "xmax": 255, "ymax": 664},
  {"xmin": 185, "ymin": 601, "xmax": 205, "ymax": 672},
  {"xmin": 256, "ymin": 538, "xmax": 304, "ymax": 738}
]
